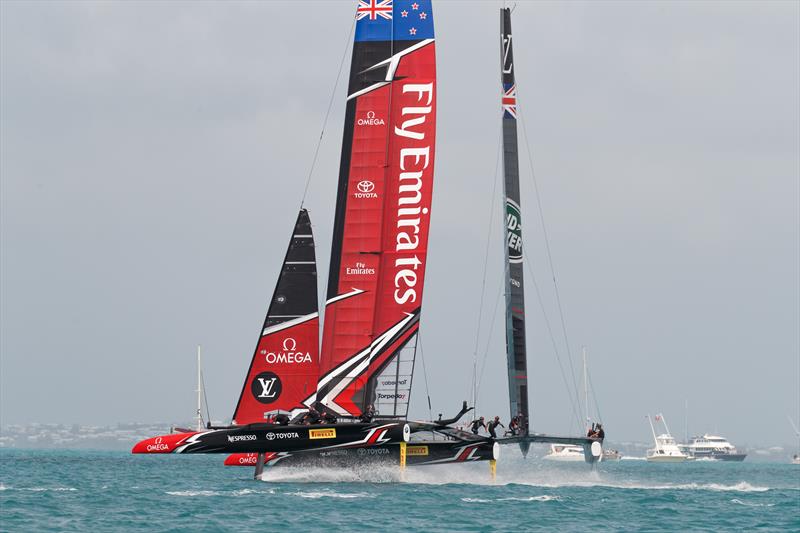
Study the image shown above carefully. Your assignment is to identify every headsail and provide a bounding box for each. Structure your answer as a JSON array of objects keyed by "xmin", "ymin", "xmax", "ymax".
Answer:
[
  {"xmin": 317, "ymin": 0, "xmax": 437, "ymax": 417},
  {"xmin": 500, "ymin": 8, "xmax": 530, "ymax": 452},
  {"xmin": 232, "ymin": 209, "xmax": 319, "ymax": 424}
]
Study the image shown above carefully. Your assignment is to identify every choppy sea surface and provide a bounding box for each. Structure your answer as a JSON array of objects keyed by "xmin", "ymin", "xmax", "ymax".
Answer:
[{"xmin": 1, "ymin": 448, "xmax": 798, "ymax": 532}]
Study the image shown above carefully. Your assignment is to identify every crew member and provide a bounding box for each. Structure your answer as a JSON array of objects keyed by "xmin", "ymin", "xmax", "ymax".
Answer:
[
  {"xmin": 470, "ymin": 416, "xmax": 487, "ymax": 435},
  {"xmin": 506, "ymin": 416, "xmax": 520, "ymax": 436},
  {"xmin": 359, "ymin": 404, "xmax": 376, "ymax": 423},
  {"xmin": 320, "ymin": 408, "xmax": 337, "ymax": 424},
  {"xmin": 302, "ymin": 407, "xmax": 321, "ymax": 425},
  {"xmin": 487, "ymin": 416, "xmax": 504, "ymax": 438},
  {"xmin": 595, "ymin": 423, "xmax": 605, "ymax": 440}
]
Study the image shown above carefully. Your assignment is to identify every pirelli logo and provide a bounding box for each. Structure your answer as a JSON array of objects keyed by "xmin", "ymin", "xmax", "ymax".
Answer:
[
  {"xmin": 406, "ymin": 445, "xmax": 429, "ymax": 456},
  {"xmin": 309, "ymin": 428, "xmax": 337, "ymax": 440}
]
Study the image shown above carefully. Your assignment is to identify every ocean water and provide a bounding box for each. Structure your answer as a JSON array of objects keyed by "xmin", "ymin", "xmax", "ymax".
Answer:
[{"xmin": 1, "ymin": 448, "xmax": 798, "ymax": 532}]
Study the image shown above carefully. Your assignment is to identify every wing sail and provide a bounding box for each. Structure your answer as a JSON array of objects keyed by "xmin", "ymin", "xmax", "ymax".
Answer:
[
  {"xmin": 500, "ymin": 8, "xmax": 530, "ymax": 446},
  {"xmin": 317, "ymin": 1, "xmax": 437, "ymax": 417},
  {"xmin": 232, "ymin": 209, "xmax": 320, "ymax": 424}
]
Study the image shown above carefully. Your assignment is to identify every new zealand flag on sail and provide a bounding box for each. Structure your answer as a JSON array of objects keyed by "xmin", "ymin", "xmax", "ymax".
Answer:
[{"xmin": 355, "ymin": 0, "xmax": 435, "ymax": 42}]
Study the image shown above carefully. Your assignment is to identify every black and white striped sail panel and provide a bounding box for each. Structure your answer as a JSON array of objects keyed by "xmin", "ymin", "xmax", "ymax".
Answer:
[
  {"xmin": 500, "ymin": 8, "xmax": 529, "ymax": 434},
  {"xmin": 232, "ymin": 209, "xmax": 320, "ymax": 424},
  {"xmin": 317, "ymin": 0, "xmax": 437, "ymax": 417}
]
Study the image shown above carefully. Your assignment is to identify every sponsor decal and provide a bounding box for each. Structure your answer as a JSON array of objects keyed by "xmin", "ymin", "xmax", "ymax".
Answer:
[
  {"xmin": 357, "ymin": 110, "xmax": 386, "ymax": 127},
  {"xmin": 251, "ymin": 371, "xmax": 282, "ymax": 404},
  {"xmin": 259, "ymin": 337, "xmax": 313, "ymax": 364},
  {"xmin": 146, "ymin": 436, "xmax": 169, "ymax": 452},
  {"xmin": 239, "ymin": 456, "xmax": 258, "ymax": 465},
  {"xmin": 227, "ymin": 434, "xmax": 257, "ymax": 443},
  {"xmin": 265, "ymin": 431, "xmax": 300, "ymax": 441},
  {"xmin": 309, "ymin": 428, "xmax": 337, "ymax": 440},
  {"xmin": 320, "ymin": 449, "xmax": 350, "ymax": 457},
  {"xmin": 506, "ymin": 199, "xmax": 523, "ymax": 263},
  {"xmin": 406, "ymin": 445, "xmax": 429, "ymax": 456},
  {"xmin": 376, "ymin": 392, "xmax": 407, "ymax": 400},
  {"xmin": 356, "ymin": 447, "xmax": 390, "ymax": 456},
  {"xmin": 502, "ymin": 34, "xmax": 513, "ymax": 75},
  {"xmin": 346, "ymin": 261, "xmax": 376, "ymax": 276},
  {"xmin": 393, "ymin": 83, "xmax": 434, "ymax": 305},
  {"xmin": 354, "ymin": 180, "xmax": 378, "ymax": 199},
  {"xmin": 380, "ymin": 379, "xmax": 408, "ymax": 386}
]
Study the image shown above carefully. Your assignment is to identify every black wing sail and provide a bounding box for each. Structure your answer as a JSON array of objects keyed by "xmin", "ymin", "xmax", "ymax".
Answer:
[
  {"xmin": 500, "ymin": 8, "xmax": 530, "ymax": 455},
  {"xmin": 232, "ymin": 209, "xmax": 320, "ymax": 424}
]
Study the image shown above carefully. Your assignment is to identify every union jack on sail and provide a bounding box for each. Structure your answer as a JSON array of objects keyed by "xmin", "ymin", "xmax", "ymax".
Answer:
[
  {"xmin": 357, "ymin": 0, "xmax": 393, "ymax": 21},
  {"xmin": 502, "ymin": 83, "xmax": 517, "ymax": 119}
]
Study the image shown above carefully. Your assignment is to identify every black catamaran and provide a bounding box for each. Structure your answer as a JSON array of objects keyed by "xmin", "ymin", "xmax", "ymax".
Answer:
[
  {"xmin": 132, "ymin": 2, "xmax": 601, "ymax": 478},
  {"xmin": 499, "ymin": 7, "xmax": 531, "ymax": 457},
  {"xmin": 493, "ymin": 7, "xmax": 601, "ymax": 461}
]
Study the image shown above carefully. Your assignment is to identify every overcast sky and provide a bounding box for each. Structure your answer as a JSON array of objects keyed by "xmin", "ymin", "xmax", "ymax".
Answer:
[{"xmin": 1, "ymin": 1, "xmax": 798, "ymax": 446}]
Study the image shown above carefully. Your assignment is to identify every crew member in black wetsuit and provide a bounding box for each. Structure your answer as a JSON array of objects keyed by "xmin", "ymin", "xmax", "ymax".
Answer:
[
  {"xmin": 470, "ymin": 417, "xmax": 487, "ymax": 435},
  {"xmin": 595, "ymin": 424, "xmax": 605, "ymax": 440},
  {"xmin": 320, "ymin": 408, "xmax": 337, "ymax": 424},
  {"xmin": 506, "ymin": 416, "xmax": 519, "ymax": 436},
  {"xmin": 359, "ymin": 404, "xmax": 376, "ymax": 423},
  {"xmin": 487, "ymin": 416, "xmax": 504, "ymax": 438},
  {"xmin": 302, "ymin": 407, "xmax": 321, "ymax": 425}
]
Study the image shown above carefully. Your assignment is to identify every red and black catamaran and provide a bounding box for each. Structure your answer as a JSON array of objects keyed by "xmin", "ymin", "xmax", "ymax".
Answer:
[{"xmin": 132, "ymin": 2, "xmax": 601, "ymax": 477}]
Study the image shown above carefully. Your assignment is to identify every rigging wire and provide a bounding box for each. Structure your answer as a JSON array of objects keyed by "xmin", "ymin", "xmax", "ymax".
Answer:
[
  {"xmin": 416, "ymin": 331, "xmax": 434, "ymax": 421},
  {"xmin": 522, "ymin": 256, "xmax": 584, "ymax": 429},
  {"xmin": 299, "ymin": 15, "xmax": 356, "ymax": 209},
  {"xmin": 200, "ymin": 370, "xmax": 212, "ymax": 427},
  {"xmin": 586, "ymin": 367, "xmax": 604, "ymax": 423},
  {"xmin": 474, "ymin": 287, "xmax": 504, "ymax": 406},
  {"xmin": 469, "ymin": 129, "xmax": 503, "ymax": 409},
  {"xmin": 516, "ymin": 97, "xmax": 584, "ymax": 422}
]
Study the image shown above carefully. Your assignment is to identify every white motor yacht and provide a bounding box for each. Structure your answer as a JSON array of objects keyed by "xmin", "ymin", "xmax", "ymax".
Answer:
[
  {"xmin": 543, "ymin": 444, "xmax": 585, "ymax": 461},
  {"xmin": 646, "ymin": 414, "xmax": 692, "ymax": 463},
  {"xmin": 681, "ymin": 434, "xmax": 746, "ymax": 461}
]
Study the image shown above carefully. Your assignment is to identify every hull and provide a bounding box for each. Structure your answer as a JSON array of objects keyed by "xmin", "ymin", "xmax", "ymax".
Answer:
[
  {"xmin": 691, "ymin": 452, "xmax": 747, "ymax": 462},
  {"xmin": 225, "ymin": 440, "xmax": 498, "ymax": 468},
  {"xmin": 646, "ymin": 455, "xmax": 691, "ymax": 463},
  {"xmin": 132, "ymin": 421, "xmax": 408, "ymax": 455},
  {"xmin": 543, "ymin": 454, "xmax": 584, "ymax": 462}
]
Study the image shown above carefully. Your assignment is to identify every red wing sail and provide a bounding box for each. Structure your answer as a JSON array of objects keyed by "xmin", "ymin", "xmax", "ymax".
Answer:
[
  {"xmin": 317, "ymin": 1, "xmax": 437, "ymax": 417},
  {"xmin": 232, "ymin": 209, "xmax": 319, "ymax": 424}
]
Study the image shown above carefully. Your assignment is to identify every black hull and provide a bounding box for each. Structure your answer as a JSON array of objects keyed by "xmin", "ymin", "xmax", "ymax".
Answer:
[
  {"xmin": 133, "ymin": 421, "xmax": 409, "ymax": 455},
  {"xmin": 235, "ymin": 440, "xmax": 498, "ymax": 469},
  {"xmin": 692, "ymin": 453, "xmax": 747, "ymax": 462}
]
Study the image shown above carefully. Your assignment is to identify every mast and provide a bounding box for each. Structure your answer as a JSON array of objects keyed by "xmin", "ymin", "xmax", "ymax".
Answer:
[
  {"xmin": 500, "ymin": 7, "xmax": 530, "ymax": 454},
  {"xmin": 583, "ymin": 346, "xmax": 589, "ymax": 430},
  {"xmin": 317, "ymin": 1, "xmax": 437, "ymax": 418},
  {"xmin": 661, "ymin": 413, "xmax": 673, "ymax": 437},
  {"xmin": 648, "ymin": 415, "xmax": 660, "ymax": 452},
  {"xmin": 196, "ymin": 345, "xmax": 203, "ymax": 432}
]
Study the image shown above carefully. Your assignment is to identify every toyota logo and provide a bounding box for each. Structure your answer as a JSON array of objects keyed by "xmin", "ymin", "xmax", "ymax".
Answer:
[
  {"xmin": 357, "ymin": 180, "xmax": 375, "ymax": 193},
  {"xmin": 266, "ymin": 432, "xmax": 276, "ymax": 440}
]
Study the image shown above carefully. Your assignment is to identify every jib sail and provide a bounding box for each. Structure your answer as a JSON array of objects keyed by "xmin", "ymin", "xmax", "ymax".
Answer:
[
  {"xmin": 317, "ymin": 0, "xmax": 437, "ymax": 417},
  {"xmin": 232, "ymin": 209, "xmax": 319, "ymax": 424},
  {"xmin": 500, "ymin": 8, "xmax": 530, "ymax": 446}
]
